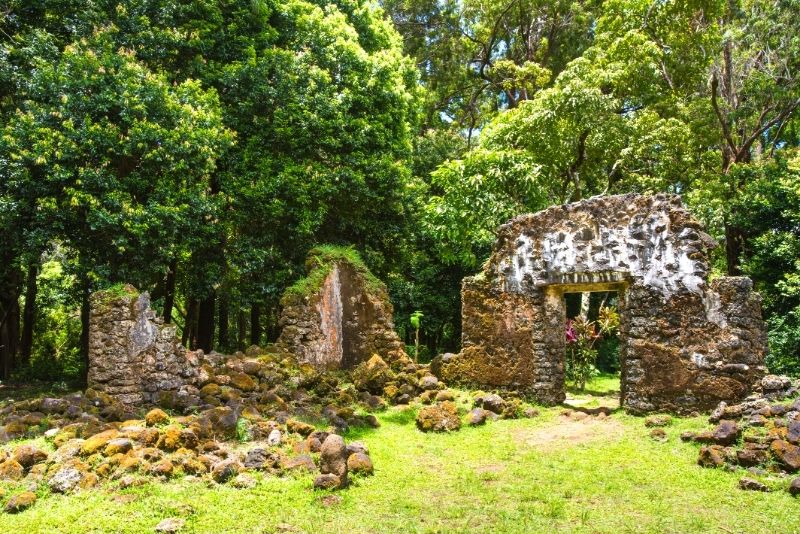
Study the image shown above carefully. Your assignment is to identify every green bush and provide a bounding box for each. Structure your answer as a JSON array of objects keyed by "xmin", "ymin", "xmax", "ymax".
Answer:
[{"xmin": 766, "ymin": 310, "xmax": 800, "ymax": 376}]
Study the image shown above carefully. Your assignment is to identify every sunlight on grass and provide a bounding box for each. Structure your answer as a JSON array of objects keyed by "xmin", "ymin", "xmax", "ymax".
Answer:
[{"xmin": 2, "ymin": 401, "xmax": 798, "ymax": 533}]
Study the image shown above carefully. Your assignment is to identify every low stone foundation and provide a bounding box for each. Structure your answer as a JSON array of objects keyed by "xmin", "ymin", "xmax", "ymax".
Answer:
[{"xmin": 87, "ymin": 286, "xmax": 200, "ymax": 406}]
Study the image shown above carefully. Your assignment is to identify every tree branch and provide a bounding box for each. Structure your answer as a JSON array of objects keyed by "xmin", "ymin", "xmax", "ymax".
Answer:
[
  {"xmin": 710, "ymin": 73, "xmax": 739, "ymax": 155},
  {"xmin": 737, "ymin": 99, "xmax": 800, "ymax": 162}
]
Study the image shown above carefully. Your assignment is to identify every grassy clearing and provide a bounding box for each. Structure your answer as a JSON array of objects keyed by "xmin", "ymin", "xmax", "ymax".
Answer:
[{"xmin": 2, "ymin": 389, "xmax": 798, "ymax": 533}]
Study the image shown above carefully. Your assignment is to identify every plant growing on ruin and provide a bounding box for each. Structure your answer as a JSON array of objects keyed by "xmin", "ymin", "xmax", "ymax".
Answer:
[
  {"xmin": 410, "ymin": 311, "xmax": 424, "ymax": 363},
  {"xmin": 566, "ymin": 306, "xmax": 620, "ymax": 391},
  {"xmin": 236, "ymin": 417, "xmax": 253, "ymax": 443}
]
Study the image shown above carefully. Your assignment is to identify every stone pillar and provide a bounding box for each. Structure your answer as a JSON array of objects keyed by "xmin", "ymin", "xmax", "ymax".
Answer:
[
  {"xmin": 438, "ymin": 276, "xmax": 565, "ymax": 402},
  {"xmin": 277, "ymin": 256, "xmax": 407, "ymax": 370},
  {"xmin": 88, "ymin": 285, "xmax": 199, "ymax": 406}
]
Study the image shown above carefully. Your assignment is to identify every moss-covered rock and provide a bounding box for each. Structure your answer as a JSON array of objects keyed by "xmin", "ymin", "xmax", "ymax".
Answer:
[
  {"xmin": 229, "ymin": 372, "xmax": 257, "ymax": 392},
  {"xmin": 145, "ymin": 409, "xmax": 170, "ymax": 427},
  {"xmin": 287, "ymin": 419, "xmax": 315, "ymax": 437},
  {"xmin": 148, "ymin": 459, "xmax": 175, "ymax": 478},
  {"xmin": 416, "ymin": 402, "xmax": 461, "ymax": 432},
  {"xmin": 12, "ymin": 444, "xmax": 48, "ymax": 468},
  {"xmin": 4, "ymin": 491, "xmax": 37, "ymax": 513},
  {"xmin": 352, "ymin": 355, "xmax": 394, "ymax": 394},
  {"xmin": 80, "ymin": 429, "xmax": 120, "ymax": 456},
  {"xmin": 0, "ymin": 459, "xmax": 24, "ymax": 481},
  {"xmin": 157, "ymin": 425, "xmax": 183, "ymax": 452},
  {"xmin": 347, "ymin": 452, "xmax": 374, "ymax": 476}
]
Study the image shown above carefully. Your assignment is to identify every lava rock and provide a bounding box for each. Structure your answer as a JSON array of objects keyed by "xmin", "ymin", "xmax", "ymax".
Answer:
[
  {"xmin": 644, "ymin": 415, "xmax": 672, "ymax": 427},
  {"xmin": 319, "ymin": 434, "xmax": 348, "ymax": 488},
  {"xmin": 736, "ymin": 447, "xmax": 769, "ymax": 467},
  {"xmin": 789, "ymin": 477, "xmax": 800, "ymax": 496},
  {"xmin": 211, "ymin": 458, "xmax": 242, "ymax": 483},
  {"xmin": 770, "ymin": 440, "xmax": 800, "ymax": 471},
  {"xmin": 698, "ymin": 445, "xmax": 727, "ymax": 468},
  {"xmin": 244, "ymin": 448, "xmax": 278, "ymax": 470},
  {"xmin": 154, "ymin": 518, "xmax": 186, "ymax": 533},
  {"xmin": 313, "ymin": 473, "xmax": 342, "ymax": 490},
  {"xmin": 467, "ymin": 408, "xmax": 489, "ymax": 426},
  {"xmin": 48, "ymin": 466, "xmax": 84, "ymax": 493},
  {"xmin": 711, "ymin": 420, "xmax": 740, "ymax": 446},
  {"xmin": 287, "ymin": 419, "xmax": 315, "ymax": 437},
  {"xmin": 104, "ymin": 438, "xmax": 134, "ymax": 456},
  {"xmin": 416, "ymin": 402, "xmax": 461, "ymax": 432},
  {"xmin": 282, "ymin": 455, "xmax": 316, "ymax": 473},
  {"xmin": 481, "ymin": 394, "xmax": 506, "ymax": 414},
  {"xmin": 12, "ymin": 444, "xmax": 48, "ymax": 468},
  {"xmin": 739, "ymin": 478, "xmax": 770, "ymax": 492},
  {"xmin": 4, "ymin": 491, "xmax": 37, "ymax": 513},
  {"xmin": 418, "ymin": 375, "xmax": 439, "ymax": 391},
  {"xmin": 347, "ymin": 452, "xmax": 374, "ymax": 476},
  {"xmin": 0, "ymin": 459, "xmax": 24, "ymax": 481},
  {"xmin": 231, "ymin": 473, "xmax": 257, "ymax": 489}
]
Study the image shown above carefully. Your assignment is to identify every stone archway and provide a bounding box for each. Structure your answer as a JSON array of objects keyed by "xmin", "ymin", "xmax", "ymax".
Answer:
[{"xmin": 438, "ymin": 194, "xmax": 768, "ymax": 413}]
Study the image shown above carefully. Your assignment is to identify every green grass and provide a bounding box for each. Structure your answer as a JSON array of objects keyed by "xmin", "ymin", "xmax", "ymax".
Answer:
[{"xmin": 2, "ymin": 398, "xmax": 798, "ymax": 533}]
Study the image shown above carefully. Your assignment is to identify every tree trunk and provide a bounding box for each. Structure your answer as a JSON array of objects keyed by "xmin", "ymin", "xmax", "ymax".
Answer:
[
  {"xmin": 19, "ymin": 262, "xmax": 38, "ymax": 367},
  {"xmin": 250, "ymin": 304, "xmax": 261, "ymax": 347},
  {"xmin": 579, "ymin": 292, "xmax": 591, "ymax": 320},
  {"xmin": 218, "ymin": 295, "xmax": 229, "ymax": 351},
  {"xmin": 196, "ymin": 293, "xmax": 215, "ymax": 353},
  {"xmin": 80, "ymin": 278, "xmax": 91, "ymax": 386},
  {"xmin": 163, "ymin": 260, "xmax": 177, "ymax": 324},
  {"xmin": 725, "ymin": 223, "xmax": 744, "ymax": 276},
  {"xmin": 237, "ymin": 310, "xmax": 247, "ymax": 352},
  {"xmin": 183, "ymin": 298, "xmax": 198, "ymax": 348},
  {"xmin": 266, "ymin": 305, "xmax": 281, "ymax": 343},
  {"xmin": 0, "ymin": 294, "xmax": 20, "ymax": 380}
]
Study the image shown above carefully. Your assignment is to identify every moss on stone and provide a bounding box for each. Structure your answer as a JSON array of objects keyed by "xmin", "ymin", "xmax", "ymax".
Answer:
[
  {"xmin": 91, "ymin": 284, "xmax": 139, "ymax": 311},
  {"xmin": 281, "ymin": 245, "xmax": 386, "ymax": 305}
]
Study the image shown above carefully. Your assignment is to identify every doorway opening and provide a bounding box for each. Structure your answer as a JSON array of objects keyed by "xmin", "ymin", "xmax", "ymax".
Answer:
[{"xmin": 562, "ymin": 289, "xmax": 622, "ymax": 409}]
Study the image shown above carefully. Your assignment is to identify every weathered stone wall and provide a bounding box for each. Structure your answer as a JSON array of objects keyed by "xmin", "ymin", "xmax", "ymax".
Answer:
[
  {"xmin": 277, "ymin": 258, "xmax": 406, "ymax": 370},
  {"xmin": 439, "ymin": 194, "xmax": 768, "ymax": 413},
  {"xmin": 88, "ymin": 286, "xmax": 200, "ymax": 406}
]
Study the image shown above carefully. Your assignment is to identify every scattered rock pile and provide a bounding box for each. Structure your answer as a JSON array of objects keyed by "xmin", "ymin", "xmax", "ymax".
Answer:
[
  {"xmin": 0, "ymin": 350, "xmax": 426, "ymax": 514},
  {"xmin": 415, "ymin": 390, "xmax": 535, "ymax": 432},
  {"xmin": 683, "ymin": 376, "xmax": 800, "ymax": 496}
]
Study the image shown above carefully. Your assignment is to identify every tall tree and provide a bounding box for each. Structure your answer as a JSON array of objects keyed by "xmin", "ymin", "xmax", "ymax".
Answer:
[{"xmin": 0, "ymin": 28, "xmax": 232, "ymax": 374}]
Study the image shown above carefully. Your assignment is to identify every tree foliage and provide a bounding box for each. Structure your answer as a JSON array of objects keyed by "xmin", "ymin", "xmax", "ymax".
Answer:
[{"xmin": 1, "ymin": 0, "xmax": 799, "ymax": 378}]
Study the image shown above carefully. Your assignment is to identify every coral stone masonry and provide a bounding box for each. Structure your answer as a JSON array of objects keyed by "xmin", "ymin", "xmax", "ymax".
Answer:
[
  {"xmin": 87, "ymin": 285, "xmax": 200, "ymax": 406},
  {"xmin": 277, "ymin": 247, "xmax": 407, "ymax": 370},
  {"xmin": 438, "ymin": 194, "xmax": 768, "ymax": 413}
]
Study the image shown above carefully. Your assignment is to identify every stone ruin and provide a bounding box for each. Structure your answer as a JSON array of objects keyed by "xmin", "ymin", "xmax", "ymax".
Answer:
[
  {"xmin": 87, "ymin": 198, "xmax": 768, "ymax": 415},
  {"xmin": 87, "ymin": 249, "xmax": 407, "ymax": 407},
  {"xmin": 437, "ymin": 193, "xmax": 768, "ymax": 413},
  {"xmin": 276, "ymin": 248, "xmax": 407, "ymax": 370},
  {"xmin": 87, "ymin": 285, "xmax": 200, "ymax": 406}
]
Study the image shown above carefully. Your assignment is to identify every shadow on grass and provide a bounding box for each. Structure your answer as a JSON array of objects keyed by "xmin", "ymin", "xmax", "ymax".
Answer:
[
  {"xmin": 0, "ymin": 380, "xmax": 81, "ymax": 404},
  {"xmin": 565, "ymin": 387, "xmax": 620, "ymax": 397}
]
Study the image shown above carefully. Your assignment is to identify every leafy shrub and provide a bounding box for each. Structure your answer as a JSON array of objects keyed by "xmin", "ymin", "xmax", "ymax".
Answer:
[
  {"xmin": 565, "ymin": 306, "xmax": 619, "ymax": 390},
  {"xmin": 766, "ymin": 310, "xmax": 800, "ymax": 376}
]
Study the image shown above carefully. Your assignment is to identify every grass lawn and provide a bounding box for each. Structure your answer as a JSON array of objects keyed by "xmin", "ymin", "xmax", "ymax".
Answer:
[{"xmin": 1, "ymin": 376, "xmax": 797, "ymax": 533}]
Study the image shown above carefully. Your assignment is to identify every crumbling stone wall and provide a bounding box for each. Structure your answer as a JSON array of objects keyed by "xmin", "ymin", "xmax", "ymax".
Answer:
[
  {"xmin": 277, "ymin": 252, "xmax": 406, "ymax": 370},
  {"xmin": 88, "ymin": 285, "xmax": 200, "ymax": 406},
  {"xmin": 438, "ymin": 194, "xmax": 768, "ymax": 413}
]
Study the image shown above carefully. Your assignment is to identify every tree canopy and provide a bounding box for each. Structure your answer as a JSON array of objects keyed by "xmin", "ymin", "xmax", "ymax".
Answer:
[{"xmin": 1, "ymin": 0, "xmax": 799, "ymax": 379}]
